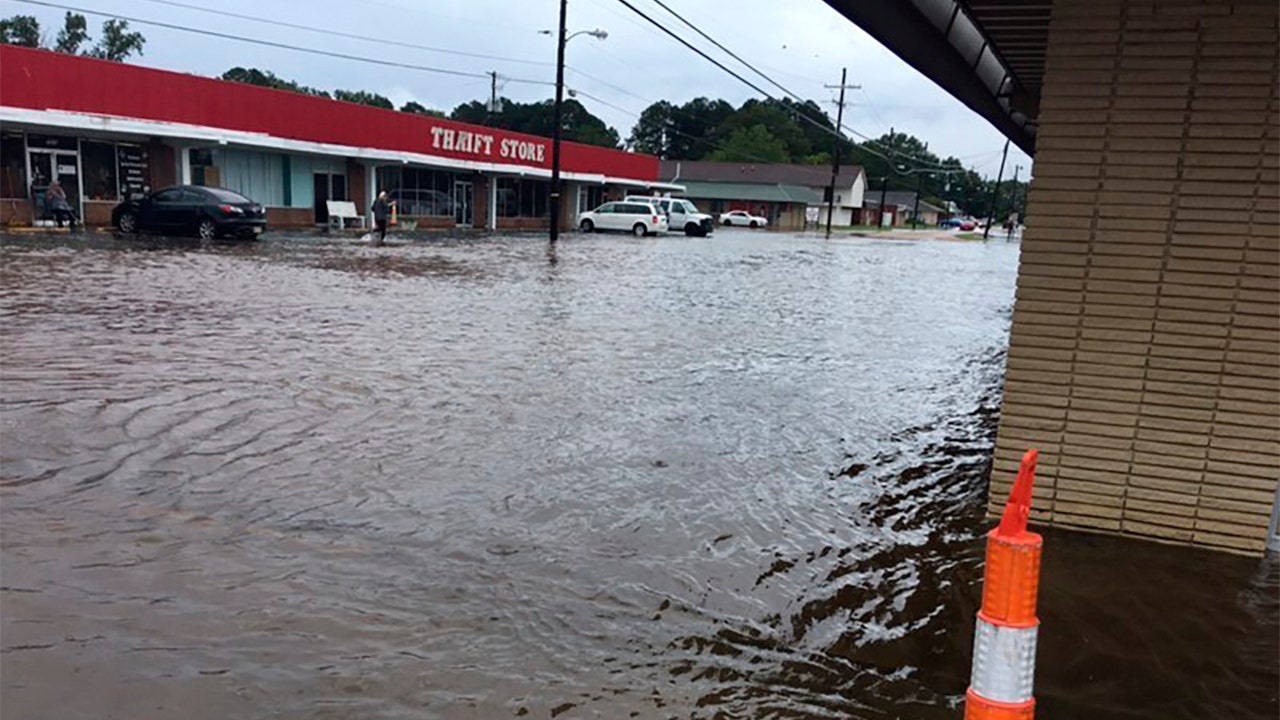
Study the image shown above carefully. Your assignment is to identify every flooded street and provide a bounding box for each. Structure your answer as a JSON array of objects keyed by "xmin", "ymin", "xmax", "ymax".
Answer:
[{"xmin": 2, "ymin": 230, "xmax": 1275, "ymax": 719}]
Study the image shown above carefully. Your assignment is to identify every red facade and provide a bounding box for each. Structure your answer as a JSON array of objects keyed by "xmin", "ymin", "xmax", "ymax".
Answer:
[{"xmin": 0, "ymin": 45, "xmax": 657, "ymax": 181}]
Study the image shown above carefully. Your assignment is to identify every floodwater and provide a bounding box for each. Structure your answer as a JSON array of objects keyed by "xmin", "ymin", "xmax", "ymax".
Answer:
[{"xmin": 1, "ymin": 229, "xmax": 1275, "ymax": 720}]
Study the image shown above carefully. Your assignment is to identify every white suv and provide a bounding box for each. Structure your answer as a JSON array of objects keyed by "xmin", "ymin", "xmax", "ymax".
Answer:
[
  {"xmin": 625, "ymin": 196, "xmax": 714, "ymax": 237},
  {"xmin": 578, "ymin": 201, "xmax": 669, "ymax": 236}
]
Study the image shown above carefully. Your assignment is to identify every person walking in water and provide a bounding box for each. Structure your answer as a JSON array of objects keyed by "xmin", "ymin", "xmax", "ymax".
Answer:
[
  {"xmin": 370, "ymin": 191, "xmax": 391, "ymax": 247},
  {"xmin": 45, "ymin": 181, "xmax": 77, "ymax": 230}
]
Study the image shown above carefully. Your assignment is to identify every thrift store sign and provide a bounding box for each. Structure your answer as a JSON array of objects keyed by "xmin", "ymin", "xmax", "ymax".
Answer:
[{"xmin": 430, "ymin": 126, "xmax": 547, "ymax": 164}]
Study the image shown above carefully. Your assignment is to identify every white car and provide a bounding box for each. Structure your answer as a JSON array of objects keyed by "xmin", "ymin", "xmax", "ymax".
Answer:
[
  {"xmin": 577, "ymin": 201, "xmax": 669, "ymax": 236},
  {"xmin": 719, "ymin": 210, "xmax": 768, "ymax": 228},
  {"xmin": 624, "ymin": 196, "xmax": 714, "ymax": 237}
]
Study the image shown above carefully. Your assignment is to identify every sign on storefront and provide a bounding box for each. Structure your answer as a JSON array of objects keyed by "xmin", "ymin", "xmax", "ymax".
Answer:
[
  {"xmin": 430, "ymin": 126, "xmax": 547, "ymax": 164},
  {"xmin": 117, "ymin": 145, "xmax": 149, "ymax": 199}
]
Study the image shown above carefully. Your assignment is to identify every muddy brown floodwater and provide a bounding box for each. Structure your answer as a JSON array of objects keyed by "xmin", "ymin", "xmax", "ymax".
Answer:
[{"xmin": 1, "ymin": 230, "xmax": 1276, "ymax": 720}]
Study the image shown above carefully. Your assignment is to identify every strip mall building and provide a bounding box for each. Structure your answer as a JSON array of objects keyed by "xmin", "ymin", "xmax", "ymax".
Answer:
[{"xmin": 0, "ymin": 45, "xmax": 677, "ymax": 231}]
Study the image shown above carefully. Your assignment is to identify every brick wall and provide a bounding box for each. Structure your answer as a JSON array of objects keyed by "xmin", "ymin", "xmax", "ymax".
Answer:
[
  {"xmin": 266, "ymin": 207, "xmax": 312, "ymax": 228},
  {"xmin": 992, "ymin": 0, "xmax": 1280, "ymax": 553}
]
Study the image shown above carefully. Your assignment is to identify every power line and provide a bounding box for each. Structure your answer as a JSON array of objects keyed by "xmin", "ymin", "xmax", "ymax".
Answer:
[
  {"xmin": 645, "ymin": 0, "xmax": 804, "ymax": 102},
  {"xmin": 132, "ymin": 0, "xmax": 553, "ymax": 67},
  {"xmin": 641, "ymin": 0, "xmax": 953, "ymax": 169},
  {"xmin": 568, "ymin": 88, "xmax": 779, "ymax": 165},
  {"xmin": 10, "ymin": 0, "xmax": 555, "ymax": 86},
  {"xmin": 614, "ymin": 0, "xmax": 948, "ymax": 172}
]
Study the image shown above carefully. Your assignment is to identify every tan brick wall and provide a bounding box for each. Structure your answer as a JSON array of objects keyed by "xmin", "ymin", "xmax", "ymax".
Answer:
[{"xmin": 993, "ymin": 0, "xmax": 1280, "ymax": 554}]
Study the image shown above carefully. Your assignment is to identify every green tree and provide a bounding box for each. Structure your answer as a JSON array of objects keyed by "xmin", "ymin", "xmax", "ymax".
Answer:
[
  {"xmin": 89, "ymin": 18, "xmax": 144, "ymax": 61},
  {"xmin": 334, "ymin": 89, "xmax": 394, "ymax": 110},
  {"xmin": 627, "ymin": 97, "xmax": 734, "ymax": 159},
  {"xmin": 714, "ymin": 99, "xmax": 811, "ymax": 161},
  {"xmin": 0, "ymin": 14, "xmax": 41, "ymax": 48},
  {"xmin": 220, "ymin": 67, "xmax": 330, "ymax": 97},
  {"xmin": 628, "ymin": 100, "xmax": 675, "ymax": 156},
  {"xmin": 707, "ymin": 124, "xmax": 789, "ymax": 163},
  {"xmin": 400, "ymin": 101, "xmax": 444, "ymax": 117},
  {"xmin": 451, "ymin": 97, "xmax": 621, "ymax": 149},
  {"xmin": 54, "ymin": 12, "xmax": 89, "ymax": 54}
]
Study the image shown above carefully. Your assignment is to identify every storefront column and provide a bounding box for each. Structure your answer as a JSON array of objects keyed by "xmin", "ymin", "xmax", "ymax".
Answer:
[
  {"xmin": 177, "ymin": 145, "xmax": 191, "ymax": 185},
  {"xmin": 487, "ymin": 176, "xmax": 498, "ymax": 230},
  {"xmin": 365, "ymin": 162, "xmax": 377, "ymax": 226}
]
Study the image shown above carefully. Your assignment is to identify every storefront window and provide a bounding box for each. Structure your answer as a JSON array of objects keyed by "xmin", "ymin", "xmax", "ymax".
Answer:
[
  {"xmin": 497, "ymin": 178, "xmax": 548, "ymax": 218},
  {"xmin": 82, "ymin": 141, "xmax": 118, "ymax": 202},
  {"xmin": 190, "ymin": 148, "xmax": 214, "ymax": 186},
  {"xmin": 0, "ymin": 133, "xmax": 25, "ymax": 199},
  {"xmin": 577, "ymin": 185, "xmax": 604, "ymax": 214},
  {"xmin": 378, "ymin": 166, "xmax": 455, "ymax": 217}
]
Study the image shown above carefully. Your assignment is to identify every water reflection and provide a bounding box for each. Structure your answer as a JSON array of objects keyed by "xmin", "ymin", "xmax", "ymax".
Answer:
[{"xmin": 1, "ymin": 230, "xmax": 1275, "ymax": 719}]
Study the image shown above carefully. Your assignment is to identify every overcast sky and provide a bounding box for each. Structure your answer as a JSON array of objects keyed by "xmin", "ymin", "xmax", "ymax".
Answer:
[{"xmin": 8, "ymin": 0, "xmax": 1033, "ymax": 178}]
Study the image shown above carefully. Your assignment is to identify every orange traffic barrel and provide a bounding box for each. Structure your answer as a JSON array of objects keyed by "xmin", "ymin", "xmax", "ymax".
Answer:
[{"xmin": 965, "ymin": 449, "xmax": 1041, "ymax": 720}]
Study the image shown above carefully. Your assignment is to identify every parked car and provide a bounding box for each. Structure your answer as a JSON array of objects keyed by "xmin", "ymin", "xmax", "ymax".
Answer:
[
  {"xmin": 719, "ymin": 210, "xmax": 768, "ymax": 228},
  {"xmin": 624, "ymin": 195, "xmax": 714, "ymax": 236},
  {"xmin": 940, "ymin": 217, "xmax": 965, "ymax": 228},
  {"xmin": 578, "ymin": 201, "xmax": 669, "ymax": 236},
  {"xmin": 113, "ymin": 185, "xmax": 266, "ymax": 239}
]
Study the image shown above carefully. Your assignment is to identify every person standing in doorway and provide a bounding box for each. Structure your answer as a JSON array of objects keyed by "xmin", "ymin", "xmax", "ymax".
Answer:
[
  {"xmin": 370, "ymin": 191, "xmax": 390, "ymax": 246},
  {"xmin": 46, "ymin": 181, "xmax": 77, "ymax": 230}
]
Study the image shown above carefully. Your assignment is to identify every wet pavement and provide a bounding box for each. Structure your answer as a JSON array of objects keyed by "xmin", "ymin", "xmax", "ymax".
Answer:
[{"xmin": 1, "ymin": 229, "xmax": 1276, "ymax": 719}]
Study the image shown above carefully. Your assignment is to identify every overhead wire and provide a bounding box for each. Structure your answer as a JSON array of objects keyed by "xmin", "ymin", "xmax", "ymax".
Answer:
[
  {"xmin": 625, "ymin": 0, "xmax": 967, "ymax": 172},
  {"xmin": 568, "ymin": 88, "xmax": 780, "ymax": 165},
  {"xmin": 131, "ymin": 0, "xmax": 554, "ymax": 67},
  {"xmin": 10, "ymin": 0, "xmax": 555, "ymax": 86}
]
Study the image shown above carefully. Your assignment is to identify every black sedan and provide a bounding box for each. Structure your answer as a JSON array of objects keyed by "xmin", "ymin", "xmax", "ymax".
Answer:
[{"xmin": 112, "ymin": 185, "xmax": 267, "ymax": 239}]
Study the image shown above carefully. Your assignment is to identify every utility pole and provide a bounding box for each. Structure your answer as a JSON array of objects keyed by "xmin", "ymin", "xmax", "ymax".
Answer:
[
  {"xmin": 823, "ymin": 68, "xmax": 859, "ymax": 239},
  {"xmin": 1007, "ymin": 163, "xmax": 1021, "ymax": 241},
  {"xmin": 549, "ymin": 0, "xmax": 568, "ymax": 244},
  {"xmin": 983, "ymin": 138, "xmax": 1010, "ymax": 241},
  {"xmin": 878, "ymin": 126, "xmax": 893, "ymax": 229},
  {"xmin": 486, "ymin": 71, "xmax": 499, "ymax": 126},
  {"xmin": 911, "ymin": 173, "xmax": 923, "ymax": 230}
]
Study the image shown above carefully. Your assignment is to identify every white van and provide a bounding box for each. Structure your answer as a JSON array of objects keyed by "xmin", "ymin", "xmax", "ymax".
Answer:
[
  {"xmin": 625, "ymin": 196, "xmax": 714, "ymax": 237},
  {"xmin": 577, "ymin": 201, "xmax": 669, "ymax": 236}
]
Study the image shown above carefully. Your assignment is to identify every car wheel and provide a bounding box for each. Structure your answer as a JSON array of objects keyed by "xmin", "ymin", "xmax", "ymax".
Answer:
[
  {"xmin": 632, "ymin": 223, "xmax": 648, "ymax": 237},
  {"xmin": 749, "ymin": 220, "xmax": 758, "ymax": 229},
  {"xmin": 580, "ymin": 219, "xmax": 595, "ymax": 233},
  {"xmin": 197, "ymin": 218, "xmax": 217, "ymax": 240},
  {"xmin": 117, "ymin": 211, "xmax": 139, "ymax": 233},
  {"xmin": 685, "ymin": 223, "xmax": 701, "ymax": 236},
  {"xmin": 722, "ymin": 219, "xmax": 732, "ymax": 226}
]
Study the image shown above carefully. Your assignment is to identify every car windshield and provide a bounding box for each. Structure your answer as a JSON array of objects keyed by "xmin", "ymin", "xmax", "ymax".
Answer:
[
  {"xmin": 682, "ymin": 201, "xmax": 699, "ymax": 213},
  {"xmin": 204, "ymin": 187, "xmax": 252, "ymax": 204}
]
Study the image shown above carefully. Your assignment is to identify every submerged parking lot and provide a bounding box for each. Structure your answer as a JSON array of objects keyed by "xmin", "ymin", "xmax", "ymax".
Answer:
[{"xmin": 1, "ymin": 230, "xmax": 1275, "ymax": 719}]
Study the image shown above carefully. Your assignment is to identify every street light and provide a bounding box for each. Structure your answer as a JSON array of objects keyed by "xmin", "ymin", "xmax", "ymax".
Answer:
[{"xmin": 545, "ymin": 4, "xmax": 607, "ymax": 244}]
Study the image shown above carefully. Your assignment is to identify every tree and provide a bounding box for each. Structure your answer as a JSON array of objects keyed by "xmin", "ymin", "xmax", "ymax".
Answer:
[
  {"xmin": 707, "ymin": 124, "xmax": 789, "ymax": 163},
  {"xmin": 221, "ymin": 67, "xmax": 330, "ymax": 98},
  {"xmin": 628, "ymin": 100, "xmax": 675, "ymax": 156},
  {"xmin": 400, "ymin": 101, "xmax": 444, "ymax": 117},
  {"xmin": 450, "ymin": 97, "xmax": 621, "ymax": 149},
  {"xmin": 714, "ymin": 99, "xmax": 812, "ymax": 161},
  {"xmin": 334, "ymin": 89, "xmax": 394, "ymax": 110},
  {"xmin": 89, "ymin": 18, "xmax": 144, "ymax": 61},
  {"xmin": 54, "ymin": 12, "xmax": 88, "ymax": 54},
  {"xmin": 0, "ymin": 14, "xmax": 41, "ymax": 48}
]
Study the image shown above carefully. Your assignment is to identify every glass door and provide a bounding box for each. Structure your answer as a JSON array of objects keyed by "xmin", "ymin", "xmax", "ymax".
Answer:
[
  {"xmin": 54, "ymin": 151, "xmax": 80, "ymax": 217},
  {"xmin": 27, "ymin": 149, "xmax": 81, "ymax": 223},
  {"xmin": 453, "ymin": 180, "xmax": 473, "ymax": 227}
]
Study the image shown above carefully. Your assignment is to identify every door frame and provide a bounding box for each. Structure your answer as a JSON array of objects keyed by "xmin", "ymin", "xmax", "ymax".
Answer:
[
  {"xmin": 25, "ymin": 142, "xmax": 83, "ymax": 222},
  {"xmin": 453, "ymin": 179, "xmax": 473, "ymax": 228}
]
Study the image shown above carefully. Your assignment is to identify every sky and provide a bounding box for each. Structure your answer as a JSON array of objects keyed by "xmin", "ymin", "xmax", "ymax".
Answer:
[{"xmin": 4, "ymin": 0, "xmax": 1034, "ymax": 178}]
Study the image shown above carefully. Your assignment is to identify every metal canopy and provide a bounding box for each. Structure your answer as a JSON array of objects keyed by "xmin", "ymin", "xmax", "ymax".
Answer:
[{"xmin": 823, "ymin": 0, "xmax": 1049, "ymax": 155}]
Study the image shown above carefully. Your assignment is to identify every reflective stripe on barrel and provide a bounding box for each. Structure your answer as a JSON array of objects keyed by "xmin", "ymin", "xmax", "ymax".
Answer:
[{"xmin": 969, "ymin": 618, "xmax": 1037, "ymax": 703}]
